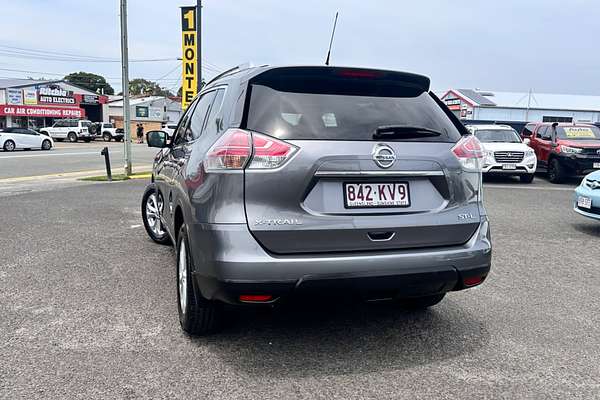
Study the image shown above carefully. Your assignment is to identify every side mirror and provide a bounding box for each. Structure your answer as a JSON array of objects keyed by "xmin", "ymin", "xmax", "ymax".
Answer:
[
  {"xmin": 147, "ymin": 130, "xmax": 168, "ymax": 148},
  {"xmin": 523, "ymin": 138, "xmax": 531, "ymax": 145}
]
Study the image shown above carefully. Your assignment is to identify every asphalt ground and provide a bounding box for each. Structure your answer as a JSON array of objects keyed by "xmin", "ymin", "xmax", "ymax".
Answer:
[
  {"xmin": 1, "ymin": 178, "xmax": 599, "ymax": 399},
  {"xmin": 0, "ymin": 141, "xmax": 157, "ymax": 179}
]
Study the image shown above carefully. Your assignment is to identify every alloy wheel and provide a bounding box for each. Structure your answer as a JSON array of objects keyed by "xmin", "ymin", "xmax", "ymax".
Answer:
[
  {"xmin": 145, "ymin": 193, "xmax": 165, "ymax": 237},
  {"xmin": 178, "ymin": 240, "xmax": 188, "ymax": 313}
]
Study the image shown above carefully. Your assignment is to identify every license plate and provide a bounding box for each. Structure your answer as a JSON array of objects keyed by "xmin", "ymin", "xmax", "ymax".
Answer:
[
  {"xmin": 578, "ymin": 196, "xmax": 592, "ymax": 209},
  {"xmin": 344, "ymin": 182, "xmax": 410, "ymax": 208},
  {"xmin": 594, "ymin": 162, "xmax": 600, "ymax": 169},
  {"xmin": 502, "ymin": 163, "xmax": 517, "ymax": 170}
]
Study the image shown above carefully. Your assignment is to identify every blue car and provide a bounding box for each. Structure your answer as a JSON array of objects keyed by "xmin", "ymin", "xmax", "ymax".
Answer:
[{"xmin": 574, "ymin": 171, "xmax": 600, "ymax": 220}]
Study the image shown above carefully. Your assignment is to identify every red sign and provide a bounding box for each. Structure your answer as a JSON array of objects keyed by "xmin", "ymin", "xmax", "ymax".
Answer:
[{"xmin": 0, "ymin": 105, "xmax": 85, "ymax": 118}]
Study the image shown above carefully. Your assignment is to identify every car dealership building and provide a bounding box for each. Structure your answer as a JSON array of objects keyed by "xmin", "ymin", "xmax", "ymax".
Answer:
[
  {"xmin": 0, "ymin": 78, "xmax": 108, "ymax": 130},
  {"xmin": 441, "ymin": 89, "xmax": 600, "ymax": 125}
]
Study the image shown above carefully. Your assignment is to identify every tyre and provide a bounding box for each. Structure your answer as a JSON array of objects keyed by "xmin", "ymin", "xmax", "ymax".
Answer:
[
  {"xmin": 103, "ymin": 132, "xmax": 112, "ymax": 142},
  {"xmin": 397, "ymin": 293, "xmax": 446, "ymax": 310},
  {"xmin": 177, "ymin": 223, "xmax": 223, "ymax": 335},
  {"xmin": 141, "ymin": 184, "xmax": 170, "ymax": 245},
  {"xmin": 548, "ymin": 158, "xmax": 565, "ymax": 184},
  {"xmin": 67, "ymin": 132, "xmax": 78, "ymax": 143},
  {"xmin": 520, "ymin": 173, "xmax": 534, "ymax": 183},
  {"xmin": 3, "ymin": 140, "xmax": 16, "ymax": 152},
  {"xmin": 41, "ymin": 139, "xmax": 52, "ymax": 150},
  {"xmin": 115, "ymin": 137, "xmax": 123, "ymax": 142}
]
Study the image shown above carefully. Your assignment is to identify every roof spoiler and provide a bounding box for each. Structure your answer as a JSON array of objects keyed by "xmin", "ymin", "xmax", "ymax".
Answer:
[{"xmin": 250, "ymin": 66, "xmax": 431, "ymax": 95}]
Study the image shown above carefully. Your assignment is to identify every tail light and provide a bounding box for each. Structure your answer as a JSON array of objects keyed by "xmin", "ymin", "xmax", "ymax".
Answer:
[
  {"xmin": 204, "ymin": 129, "xmax": 297, "ymax": 171},
  {"xmin": 452, "ymin": 135, "xmax": 484, "ymax": 172},
  {"xmin": 248, "ymin": 132, "xmax": 297, "ymax": 169}
]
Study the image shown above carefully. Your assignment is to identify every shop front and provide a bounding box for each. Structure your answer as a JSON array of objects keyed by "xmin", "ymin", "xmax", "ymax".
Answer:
[{"xmin": 0, "ymin": 80, "xmax": 107, "ymax": 129}]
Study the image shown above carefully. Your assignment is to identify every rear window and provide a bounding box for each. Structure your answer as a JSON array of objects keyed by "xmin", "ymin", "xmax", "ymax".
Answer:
[
  {"xmin": 475, "ymin": 129, "xmax": 521, "ymax": 143},
  {"xmin": 245, "ymin": 84, "xmax": 462, "ymax": 142}
]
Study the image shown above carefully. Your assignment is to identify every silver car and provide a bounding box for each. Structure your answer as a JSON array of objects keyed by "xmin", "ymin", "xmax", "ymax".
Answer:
[{"xmin": 141, "ymin": 65, "xmax": 492, "ymax": 335}]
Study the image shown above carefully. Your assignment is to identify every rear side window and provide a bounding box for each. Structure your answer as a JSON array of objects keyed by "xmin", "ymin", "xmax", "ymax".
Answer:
[
  {"xmin": 203, "ymin": 88, "xmax": 226, "ymax": 137},
  {"xmin": 188, "ymin": 90, "xmax": 217, "ymax": 140},
  {"xmin": 536, "ymin": 126, "xmax": 547, "ymax": 139},
  {"xmin": 521, "ymin": 124, "xmax": 535, "ymax": 137},
  {"xmin": 245, "ymin": 84, "xmax": 462, "ymax": 142}
]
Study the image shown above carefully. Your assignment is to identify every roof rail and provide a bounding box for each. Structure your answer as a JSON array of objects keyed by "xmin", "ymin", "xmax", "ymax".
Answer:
[{"xmin": 204, "ymin": 62, "xmax": 254, "ymax": 87}]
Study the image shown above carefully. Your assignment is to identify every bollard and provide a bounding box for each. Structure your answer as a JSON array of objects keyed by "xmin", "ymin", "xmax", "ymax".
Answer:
[{"xmin": 100, "ymin": 147, "xmax": 112, "ymax": 181}]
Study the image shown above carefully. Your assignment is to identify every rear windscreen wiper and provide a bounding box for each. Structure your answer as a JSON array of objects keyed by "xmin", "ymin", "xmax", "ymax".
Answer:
[{"xmin": 373, "ymin": 125, "xmax": 443, "ymax": 139}]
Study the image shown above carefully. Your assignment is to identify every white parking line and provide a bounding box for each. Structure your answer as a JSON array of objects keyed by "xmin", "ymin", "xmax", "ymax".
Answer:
[
  {"xmin": 485, "ymin": 184, "xmax": 575, "ymax": 192},
  {"xmin": 0, "ymin": 151, "xmax": 121, "ymax": 159}
]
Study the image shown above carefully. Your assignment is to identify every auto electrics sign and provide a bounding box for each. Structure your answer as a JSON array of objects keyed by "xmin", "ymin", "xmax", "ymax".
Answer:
[
  {"xmin": 181, "ymin": 6, "xmax": 198, "ymax": 110},
  {"xmin": 38, "ymin": 86, "xmax": 76, "ymax": 105}
]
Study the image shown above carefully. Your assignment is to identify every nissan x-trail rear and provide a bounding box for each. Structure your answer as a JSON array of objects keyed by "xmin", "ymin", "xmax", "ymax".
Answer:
[{"xmin": 142, "ymin": 65, "xmax": 492, "ymax": 335}]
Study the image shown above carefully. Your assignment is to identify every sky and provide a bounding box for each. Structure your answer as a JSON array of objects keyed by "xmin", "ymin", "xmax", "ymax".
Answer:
[{"xmin": 2, "ymin": 0, "xmax": 600, "ymax": 95}]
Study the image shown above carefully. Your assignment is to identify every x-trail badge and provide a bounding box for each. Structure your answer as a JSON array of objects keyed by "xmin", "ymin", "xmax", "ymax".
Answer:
[{"xmin": 372, "ymin": 143, "xmax": 396, "ymax": 169}]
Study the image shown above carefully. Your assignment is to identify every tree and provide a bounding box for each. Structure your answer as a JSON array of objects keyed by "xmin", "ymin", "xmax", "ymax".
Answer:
[
  {"xmin": 63, "ymin": 71, "xmax": 114, "ymax": 95},
  {"xmin": 129, "ymin": 78, "xmax": 173, "ymax": 97}
]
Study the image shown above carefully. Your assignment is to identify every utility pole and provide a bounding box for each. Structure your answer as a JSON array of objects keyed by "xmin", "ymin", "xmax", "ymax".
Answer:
[
  {"xmin": 525, "ymin": 88, "xmax": 532, "ymax": 122},
  {"xmin": 120, "ymin": 0, "xmax": 132, "ymax": 176},
  {"xmin": 197, "ymin": 0, "xmax": 202, "ymax": 92}
]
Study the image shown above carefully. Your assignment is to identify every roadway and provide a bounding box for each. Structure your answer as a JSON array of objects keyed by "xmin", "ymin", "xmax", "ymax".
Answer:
[
  {"xmin": 0, "ymin": 140, "xmax": 158, "ymax": 179},
  {"xmin": 1, "ymin": 177, "xmax": 599, "ymax": 398}
]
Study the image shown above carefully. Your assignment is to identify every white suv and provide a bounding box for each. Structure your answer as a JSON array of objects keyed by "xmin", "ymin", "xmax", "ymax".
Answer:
[
  {"xmin": 40, "ymin": 119, "xmax": 94, "ymax": 143},
  {"xmin": 466, "ymin": 124, "xmax": 537, "ymax": 183}
]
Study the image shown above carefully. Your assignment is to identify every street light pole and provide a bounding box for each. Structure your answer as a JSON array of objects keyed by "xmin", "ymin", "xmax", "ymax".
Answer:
[{"xmin": 120, "ymin": 0, "xmax": 132, "ymax": 176}]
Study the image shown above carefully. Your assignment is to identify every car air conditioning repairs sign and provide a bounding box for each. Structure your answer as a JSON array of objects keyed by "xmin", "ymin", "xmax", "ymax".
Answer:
[
  {"xmin": 0, "ymin": 105, "xmax": 84, "ymax": 118},
  {"xmin": 38, "ymin": 86, "xmax": 76, "ymax": 105},
  {"xmin": 181, "ymin": 6, "xmax": 198, "ymax": 110}
]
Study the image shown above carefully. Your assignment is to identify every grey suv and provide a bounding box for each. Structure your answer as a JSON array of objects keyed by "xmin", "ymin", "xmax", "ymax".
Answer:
[{"xmin": 141, "ymin": 66, "xmax": 492, "ymax": 335}]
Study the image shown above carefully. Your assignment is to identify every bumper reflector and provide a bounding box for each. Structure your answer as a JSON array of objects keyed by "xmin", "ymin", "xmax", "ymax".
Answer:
[
  {"xmin": 239, "ymin": 295, "xmax": 273, "ymax": 302},
  {"xmin": 464, "ymin": 276, "xmax": 484, "ymax": 287}
]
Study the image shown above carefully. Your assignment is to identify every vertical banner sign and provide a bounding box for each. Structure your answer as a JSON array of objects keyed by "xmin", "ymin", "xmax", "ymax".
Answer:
[{"xmin": 181, "ymin": 6, "xmax": 198, "ymax": 110}]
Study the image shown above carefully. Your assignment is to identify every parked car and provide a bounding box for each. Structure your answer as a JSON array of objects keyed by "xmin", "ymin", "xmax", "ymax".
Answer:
[
  {"xmin": 161, "ymin": 122, "xmax": 178, "ymax": 140},
  {"xmin": 0, "ymin": 127, "xmax": 53, "ymax": 151},
  {"xmin": 141, "ymin": 65, "xmax": 492, "ymax": 335},
  {"xmin": 90, "ymin": 122, "xmax": 123, "ymax": 142},
  {"xmin": 525, "ymin": 122, "xmax": 600, "ymax": 183},
  {"xmin": 40, "ymin": 119, "xmax": 95, "ymax": 142},
  {"xmin": 466, "ymin": 124, "xmax": 537, "ymax": 183},
  {"xmin": 573, "ymin": 170, "xmax": 600, "ymax": 220}
]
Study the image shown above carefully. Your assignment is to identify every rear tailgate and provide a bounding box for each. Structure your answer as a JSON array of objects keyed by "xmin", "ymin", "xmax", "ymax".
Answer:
[{"xmin": 242, "ymin": 67, "xmax": 480, "ymax": 255}]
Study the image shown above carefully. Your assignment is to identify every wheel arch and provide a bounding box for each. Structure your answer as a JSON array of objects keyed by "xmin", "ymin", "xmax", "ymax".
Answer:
[{"xmin": 173, "ymin": 205, "xmax": 184, "ymax": 243}]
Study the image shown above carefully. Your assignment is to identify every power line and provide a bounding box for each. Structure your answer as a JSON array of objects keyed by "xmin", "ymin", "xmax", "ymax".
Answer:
[
  {"xmin": 0, "ymin": 50, "xmax": 178, "ymax": 63},
  {"xmin": 0, "ymin": 44, "xmax": 122, "ymax": 61},
  {"xmin": 0, "ymin": 44, "xmax": 224, "ymax": 70},
  {"xmin": 0, "ymin": 66, "xmax": 216, "ymax": 82}
]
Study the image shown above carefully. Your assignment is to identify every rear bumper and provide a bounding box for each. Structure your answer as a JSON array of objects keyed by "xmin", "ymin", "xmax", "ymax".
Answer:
[{"xmin": 188, "ymin": 220, "xmax": 492, "ymax": 304}]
